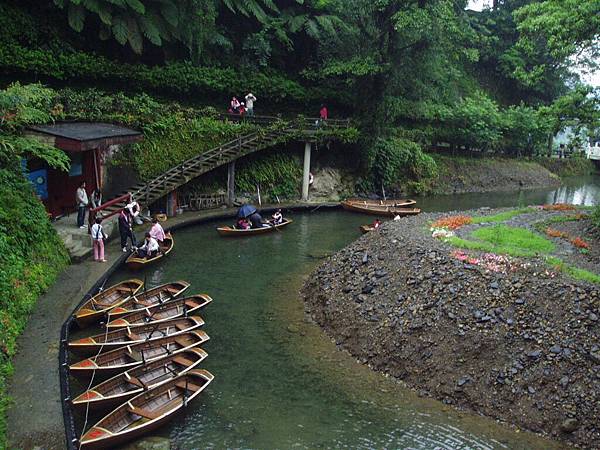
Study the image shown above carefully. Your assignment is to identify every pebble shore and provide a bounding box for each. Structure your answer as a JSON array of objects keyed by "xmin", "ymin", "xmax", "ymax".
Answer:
[{"xmin": 302, "ymin": 208, "xmax": 600, "ymax": 448}]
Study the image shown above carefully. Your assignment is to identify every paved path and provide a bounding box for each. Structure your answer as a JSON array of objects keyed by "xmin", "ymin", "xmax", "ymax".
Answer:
[{"xmin": 6, "ymin": 202, "xmax": 332, "ymax": 449}]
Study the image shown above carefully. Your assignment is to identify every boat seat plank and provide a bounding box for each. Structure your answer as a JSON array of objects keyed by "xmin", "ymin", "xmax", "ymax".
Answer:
[
  {"xmin": 175, "ymin": 380, "xmax": 202, "ymax": 392},
  {"xmin": 174, "ymin": 338, "xmax": 189, "ymax": 348},
  {"xmin": 175, "ymin": 323, "xmax": 188, "ymax": 332},
  {"xmin": 172, "ymin": 356, "xmax": 195, "ymax": 367},
  {"xmin": 127, "ymin": 332, "xmax": 142, "ymax": 341},
  {"xmin": 127, "ymin": 406, "xmax": 160, "ymax": 420},
  {"xmin": 127, "ymin": 376, "xmax": 145, "ymax": 388}
]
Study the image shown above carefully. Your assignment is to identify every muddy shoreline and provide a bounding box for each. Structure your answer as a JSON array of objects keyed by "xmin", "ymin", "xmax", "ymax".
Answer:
[{"xmin": 302, "ymin": 208, "xmax": 600, "ymax": 448}]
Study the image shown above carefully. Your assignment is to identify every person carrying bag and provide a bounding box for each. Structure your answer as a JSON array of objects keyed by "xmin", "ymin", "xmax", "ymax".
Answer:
[{"xmin": 91, "ymin": 217, "xmax": 107, "ymax": 262}]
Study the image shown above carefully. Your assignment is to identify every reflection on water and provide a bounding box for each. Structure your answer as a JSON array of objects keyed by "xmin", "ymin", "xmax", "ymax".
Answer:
[
  {"xmin": 419, "ymin": 175, "xmax": 600, "ymax": 212},
  {"xmin": 105, "ymin": 176, "xmax": 600, "ymax": 449}
]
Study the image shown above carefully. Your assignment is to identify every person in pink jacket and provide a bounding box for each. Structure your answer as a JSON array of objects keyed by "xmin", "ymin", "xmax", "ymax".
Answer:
[{"xmin": 149, "ymin": 217, "xmax": 166, "ymax": 242}]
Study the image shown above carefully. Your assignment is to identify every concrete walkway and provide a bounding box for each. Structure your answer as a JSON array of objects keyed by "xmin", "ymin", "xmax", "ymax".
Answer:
[{"xmin": 6, "ymin": 202, "xmax": 332, "ymax": 449}]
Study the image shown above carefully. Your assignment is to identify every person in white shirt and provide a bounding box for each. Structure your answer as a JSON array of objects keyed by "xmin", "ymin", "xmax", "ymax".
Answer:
[
  {"xmin": 90, "ymin": 217, "xmax": 107, "ymax": 262},
  {"xmin": 245, "ymin": 93, "xmax": 257, "ymax": 116},
  {"xmin": 126, "ymin": 197, "xmax": 144, "ymax": 225},
  {"xmin": 76, "ymin": 181, "xmax": 89, "ymax": 228},
  {"xmin": 136, "ymin": 232, "xmax": 159, "ymax": 259},
  {"xmin": 271, "ymin": 209, "xmax": 283, "ymax": 225}
]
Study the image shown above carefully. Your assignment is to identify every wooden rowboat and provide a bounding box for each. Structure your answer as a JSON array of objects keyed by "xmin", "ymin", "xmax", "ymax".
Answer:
[
  {"xmin": 79, "ymin": 369, "xmax": 214, "ymax": 450},
  {"xmin": 74, "ymin": 279, "xmax": 144, "ymax": 328},
  {"xmin": 344, "ymin": 198, "xmax": 416, "ymax": 208},
  {"xmin": 216, "ymin": 218, "xmax": 293, "ymax": 237},
  {"xmin": 68, "ymin": 316, "xmax": 205, "ymax": 355},
  {"xmin": 106, "ymin": 294, "xmax": 213, "ymax": 329},
  {"xmin": 70, "ymin": 331, "xmax": 209, "ymax": 378},
  {"xmin": 107, "ymin": 281, "xmax": 190, "ymax": 320},
  {"xmin": 126, "ymin": 233, "xmax": 174, "ymax": 270},
  {"xmin": 341, "ymin": 200, "xmax": 420, "ymax": 217},
  {"xmin": 72, "ymin": 348, "xmax": 208, "ymax": 411}
]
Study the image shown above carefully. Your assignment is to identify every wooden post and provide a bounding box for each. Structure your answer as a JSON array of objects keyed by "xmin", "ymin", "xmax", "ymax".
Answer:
[
  {"xmin": 302, "ymin": 141, "xmax": 311, "ymax": 201},
  {"xmin": 227, "ymin": 161, "xmax": 235, "ymax": 207}
]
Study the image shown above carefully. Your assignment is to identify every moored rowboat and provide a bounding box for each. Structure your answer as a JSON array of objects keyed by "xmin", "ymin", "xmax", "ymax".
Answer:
[
  {"xmin": 68, "ymin": 316, "xmax": 205, "ymax": 355},
  {"xmin": 341, "ymin": 200, "xmax": 420, "ymax": 217},
  {"xmin": 74, "ymin": 279, "xmax": 144, "ymax": 328},
  {"xmin": 79, "ymin": 369, "xmax": 214, "ymax": 450},
  {"xmin": 72, "ymin": 348, "xmax": 208, "ymax": 411},
  {"xmin": 216, "ymin": 218, "xmax": 293, "ymax": 237},
  {"xmin": 107, "ymin": 281, "xmax": 190, "ymax": 320},
  {"xmin": 126, "ymin": 233, "xmax": 174, "ymax": 270},
  {"xmin": 106, "ymin": 294, "xmax": 213, "ymax": 329},
  {"xmin": 344, "ymin": 198, "xmax": 416, "ymax": 208},
  {"xmin": 70, "ymin": 330, "xmax": 209, "ymax": 378}
]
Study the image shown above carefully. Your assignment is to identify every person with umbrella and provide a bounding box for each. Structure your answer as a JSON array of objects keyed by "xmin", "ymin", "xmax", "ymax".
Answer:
[{"xmin": 237, "ymin": 204, "xmax": 268, "ymax": 229}]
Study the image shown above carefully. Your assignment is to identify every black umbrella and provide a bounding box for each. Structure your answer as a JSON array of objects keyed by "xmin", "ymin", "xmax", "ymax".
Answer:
[{"xmin": 237, "ymin": 204, "xmax": 257, "ymax": 218}]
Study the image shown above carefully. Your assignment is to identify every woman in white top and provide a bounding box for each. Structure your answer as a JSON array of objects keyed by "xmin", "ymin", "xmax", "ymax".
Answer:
[{"xmin": 90, "ymin": 217, "xmax": 107, "ymax": 262}]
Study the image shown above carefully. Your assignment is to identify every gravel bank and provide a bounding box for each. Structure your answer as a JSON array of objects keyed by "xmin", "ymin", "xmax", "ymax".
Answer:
[{"xmin": 302, "ymin": 209, "xmax": 600, "ymax": 448}]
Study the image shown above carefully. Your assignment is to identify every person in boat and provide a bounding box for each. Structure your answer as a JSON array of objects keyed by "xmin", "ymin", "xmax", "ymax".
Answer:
[
  {"xmin": 248, "ymin": 211, "xmax": 269, "ymax": 228},
  {"xmin": 118, "ymin": 208, "xmax": 136, "ymax": 252},
  {"xmin": 238, "ymin": 102, "xmax": 247, "ymax": 116},
  {"xmin": 373, "ymin": 219, "xmax": 381, "ymax": 229},
  {"xmin": 149, "ymin": 217, "xmax": 165, "ymax": 243},
  {"xmin": 271, "ymin": 209, "xmax": 283, "ymax": 225},
  {"xmin": 136, "ymin": 232, "xmax": 160, "ymax": 259},
  {"xmin": 236, "ymin": 217, "xmax": 251, "ymax": 230}
]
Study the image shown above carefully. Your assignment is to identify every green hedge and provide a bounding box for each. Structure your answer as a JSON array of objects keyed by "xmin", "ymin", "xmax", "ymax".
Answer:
[
  {"xmin": 0, "ymin": 42, "xmax": 334, "ymax": 106},
  {"xmin": 0, "ymin": 169, "xmax": 68, "ymax": 445}
]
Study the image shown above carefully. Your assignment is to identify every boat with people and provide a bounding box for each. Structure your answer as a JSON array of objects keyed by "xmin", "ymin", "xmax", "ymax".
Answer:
[
  {"xmin": 107, "ymin": 281, "xmax": 190, "ymax": 320},
  {"xmin": 74, "ymin": 279, "xmax": 144, "ymax": 328},
  {"xmin": 78, "ymin": 369, "xmax": 214, "ymax": 449},
  {"xmin": 71, "ymin": 348, "xmax": 208, "ymax": 411},
  {"xmin": 217, "ymin": 218, "xmax": 293, "ymax": 236},
  {"xmin": 342, "ymin": 199, "xmax": 420, "ymax": 217},
  {"xmin": 68, "ymin": 316, "xmax": 205, "ymax": 355},
  {"xmin": 106, "ymin": 294, "xmax": 213, "ymax": 329},
  {"xmin": 126, "ymin": 232, "xmax": 174, "ymax": 270},
  {"xmin": 69, "ymin": 330, "xmax": 209, "ymax": 378},
  {"xmin": 217, "ymin": 204, "xmax": 292, "ymax": 236}
]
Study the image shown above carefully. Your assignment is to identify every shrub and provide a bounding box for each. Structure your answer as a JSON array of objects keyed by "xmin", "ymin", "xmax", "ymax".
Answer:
[
  {"xmin": 369, "ymin": 137, "xmax": 438, "ymax": 190},
  {"xmin": 432, "ymin": 215, "xmax": 473, "ymax": 230}
]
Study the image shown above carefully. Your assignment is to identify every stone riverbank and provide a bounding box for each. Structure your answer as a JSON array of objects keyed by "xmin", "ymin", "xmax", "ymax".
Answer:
[{"xmin": 302, "ymin": 207, "xmax": 600, "ymax": 448}]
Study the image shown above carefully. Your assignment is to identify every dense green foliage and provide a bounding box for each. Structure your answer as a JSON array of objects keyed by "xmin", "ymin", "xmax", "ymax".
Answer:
[{"xmin": 0, "ymin": 84, "xmax": 70, "ymax": 447}]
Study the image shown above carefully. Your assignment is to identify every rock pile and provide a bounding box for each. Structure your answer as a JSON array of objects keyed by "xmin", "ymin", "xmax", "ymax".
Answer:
[{"xmin": 302, "ymin": 209, "xmax": 600, "ymax": 448}]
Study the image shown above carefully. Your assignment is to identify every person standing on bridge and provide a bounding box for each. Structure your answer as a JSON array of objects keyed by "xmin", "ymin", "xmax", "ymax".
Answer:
[{"xmin": 245, "ymin": 92, "xmax": 257, "ymax": 116}]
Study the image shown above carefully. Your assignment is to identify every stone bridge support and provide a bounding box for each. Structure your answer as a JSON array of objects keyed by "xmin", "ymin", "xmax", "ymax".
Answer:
[
  {"xmin": 227, "ymin": 161, "xmax": 236, "ymax": 207},
  {"xmin": 302, "ymin": 141, "xmax": 312, "ymax": 201}
]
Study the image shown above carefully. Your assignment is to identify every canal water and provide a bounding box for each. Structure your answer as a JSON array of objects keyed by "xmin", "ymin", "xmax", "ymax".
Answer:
[{"xmin": 105, "ymin": 176, "xmax": 600, "ymax": 449}]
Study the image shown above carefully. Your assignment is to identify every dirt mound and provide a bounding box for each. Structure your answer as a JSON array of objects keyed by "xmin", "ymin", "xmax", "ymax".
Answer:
[{"xmin": 302, "ymin": 209, "xmax": 600, "ymax": 448}]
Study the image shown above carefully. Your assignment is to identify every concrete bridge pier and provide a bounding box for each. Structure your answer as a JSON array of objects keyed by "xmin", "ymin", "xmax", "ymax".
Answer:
[
  {"xmin": 302, "ymin": 141, "xmax": 312, "ymax": 201},
  {"xmin": 227, "ymin": 161, "xmax": 236, "ymax": 207}
]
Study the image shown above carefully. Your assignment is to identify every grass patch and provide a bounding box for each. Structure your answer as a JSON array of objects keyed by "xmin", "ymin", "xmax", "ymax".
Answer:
[
  {"xmin": 546, "ymin": 257, "xmax": 600, "ymax": 284},
  {"xmin": 473, "ymin": 225, "xmax": 554, "ymax": 253},
  {"xmin": 447, "ymin": 225, "xmax": 555, "ymax": 257},
  {"xmin": 471, "ymin": 207, "xmax": 535, "ymax": 224}
]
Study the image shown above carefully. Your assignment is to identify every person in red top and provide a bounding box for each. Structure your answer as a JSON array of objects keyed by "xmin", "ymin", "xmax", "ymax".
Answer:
[{"xmin": 319, "ymin": 104, "xmax": 328, "ymax": 120}]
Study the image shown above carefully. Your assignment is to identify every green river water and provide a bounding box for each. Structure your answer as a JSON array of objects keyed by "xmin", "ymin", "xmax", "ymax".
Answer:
[{"xmin": 104, "ymin": 175, "xmax": 600, "ymax": 449}]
